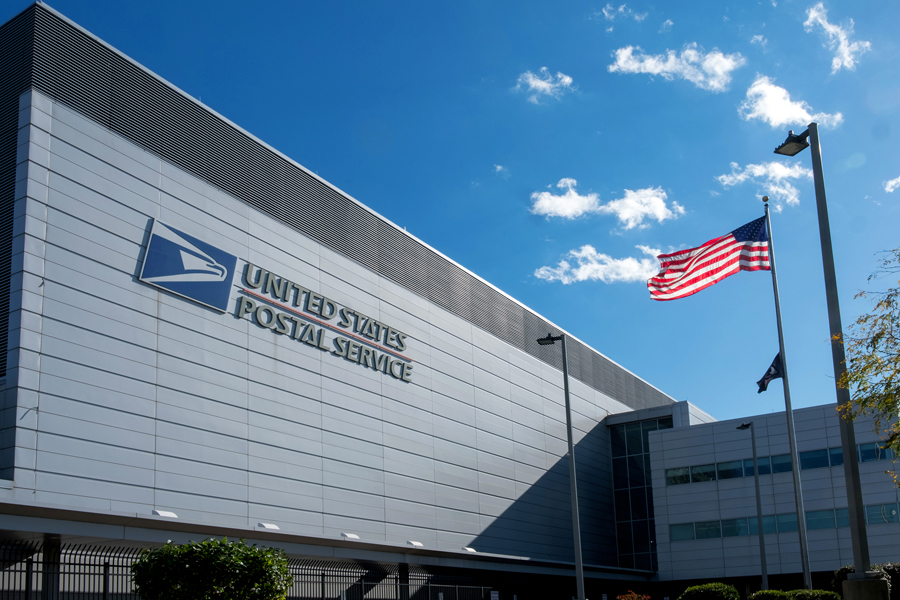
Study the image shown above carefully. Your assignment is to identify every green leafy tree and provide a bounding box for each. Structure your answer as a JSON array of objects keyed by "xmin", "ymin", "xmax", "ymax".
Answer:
[
  {"xmin": 837, "ymin": 247, "xmax": 900, "ymax": 480},
  {"xmin": 131, "ymin": 538, "xmax": 292, "ymax": 600}
]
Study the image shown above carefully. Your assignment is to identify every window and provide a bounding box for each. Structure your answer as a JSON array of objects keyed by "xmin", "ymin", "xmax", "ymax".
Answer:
[
  {"xmin": 628, "ymin": 455, "xmax": 646, "ymax": 487},
  {"xmin": 666, "ymin": 467, "xmax": 690, "ymax": 486},
  {"xmin": 836, "ymin": 508, "xmax": 849, "ymax": 528},
  {"xmin": 722, "ymin": 518, "xmax": 750, "ymax": 537},
  {"xmin": 615, "ymin": 489, "xmax": 631, "ymax": 521},
  {"xmin": 695, "ymin": 520, "xmax": 721, "ymax": 539},
  {"xmin": 859, "ymin": 443, "xmax": 893, "ymax": 463},
  {"xmin": 749, "ymin": 515, "xmax": 777, "ymax": 535},
  {"xmin": 625, "ymin": 423, "xmax": 643, "ymax": 456},
  {"xmin": 866, "ymin": 503, "xmax": 900, "ymax": 524},
  {"xmin": 658, "ymin": 416, "xmax": 673, "ymax": 430},
  {"xmin": 611, "ymin": 426, "xmax": 626, "ymax": 458},
  {"xmin": 641, "ymin": 421, "xmax": 658, "ymax": 454},
  {"xmin": 670, "ymin": 523, "xmax": 695, "ymax": 541},
  {"xmin": 799, "ymin": 449, "xmax": 830, "ymax": 470},
  {"xmin": 776, "ymin": 513, "xmax": 798, "ymax": 533},
  {"xmin": 744, "ymin": 456, "xmax": 771, "ymax": 476},
  {"xmin": 632, "ymin": 519, "xmax": 651, "ymax": 552},
  {"xmin": 771, "ymin": 454, "xmax": 792, "ymax": 473},
  {"xmin": 691, "ymin": 464, "xmax": 716, "ymax": 483},
  {"xmin": 613, "ymin": 458, "xmax": 628, "ymax": 489},
  {"xmin": 806, "ymin": 509, "xmax": 836, "ymax": 530},
  {"xmin": 717, "ymin": 460, "xmax": 744, "ymax": 480},
  {"xmin": 829, "ymin": 447, "xmax": 843, "ymax": 467},
  {"xmin": 630, "ymin": 487, "xmax": 648, "ymax": 520}
]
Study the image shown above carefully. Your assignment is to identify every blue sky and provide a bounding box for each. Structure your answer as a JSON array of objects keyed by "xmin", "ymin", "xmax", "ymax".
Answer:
[{"xmin": 8, "ymin": 0, "xmax": 899, "ymax": 421}]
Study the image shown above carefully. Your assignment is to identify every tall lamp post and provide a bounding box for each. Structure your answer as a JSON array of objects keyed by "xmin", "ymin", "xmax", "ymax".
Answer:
[
  {"xmin": 773, "ymin": 124, "xmax": 871, "ymax": 578},
  {"xmin": 737, "ymin": 422, "xmax": 768, "ymax": 591},
  {"xmin": 537, "ymin": 333, "xmax": 586, "ymax": 600}
]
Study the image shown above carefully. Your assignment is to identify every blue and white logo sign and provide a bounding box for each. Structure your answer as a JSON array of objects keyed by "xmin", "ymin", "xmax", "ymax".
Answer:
[{"xmin": 139, "ymin": 220, "xmax": 238, "ymax": 312}]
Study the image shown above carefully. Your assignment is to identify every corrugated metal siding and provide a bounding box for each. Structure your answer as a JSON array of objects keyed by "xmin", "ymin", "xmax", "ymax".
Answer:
[{"xmin": 8, "ymin": 4, "xmax": 672, "ymax": 410}]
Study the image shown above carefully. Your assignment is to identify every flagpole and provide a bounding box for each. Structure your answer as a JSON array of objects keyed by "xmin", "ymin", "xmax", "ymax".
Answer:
[{"xmin": 764, "ymin": 201, "xmax": 812, "ymax": 589}]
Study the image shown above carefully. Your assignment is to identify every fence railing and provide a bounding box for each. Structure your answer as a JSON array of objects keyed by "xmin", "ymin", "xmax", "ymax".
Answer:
[{"xmin": 0, "ymin": 542, "xmax": 501, "ymax": 600}]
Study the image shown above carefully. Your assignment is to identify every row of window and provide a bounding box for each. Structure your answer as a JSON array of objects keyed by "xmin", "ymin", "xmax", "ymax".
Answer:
[
  {"xmin": 665, "ymin": 443, "xmax": 894, "ymax": 486},
  {"xmin": 610, "ymin": 418, "xmax": 674, "ymax": 458},
  {"xmin": 670, "ymin": 503, "xmax": 900, "ymax": 542}
]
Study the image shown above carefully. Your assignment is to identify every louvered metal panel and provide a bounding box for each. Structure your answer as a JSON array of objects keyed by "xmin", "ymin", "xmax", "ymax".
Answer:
[{"xmin": 1, "ymin": 4, "xmax": 674, "ymax": 411}]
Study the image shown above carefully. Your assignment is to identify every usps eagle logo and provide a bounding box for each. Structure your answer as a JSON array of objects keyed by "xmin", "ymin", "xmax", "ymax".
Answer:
[{"xmin": 139, "ymin": 220, "xmax": 238, "ymax": 312}]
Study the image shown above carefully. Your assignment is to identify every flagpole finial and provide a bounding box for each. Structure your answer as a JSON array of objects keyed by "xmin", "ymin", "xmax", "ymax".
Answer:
[{"xmin": 762, "ymin": 195, "xmax": 769, "ymax": 204}]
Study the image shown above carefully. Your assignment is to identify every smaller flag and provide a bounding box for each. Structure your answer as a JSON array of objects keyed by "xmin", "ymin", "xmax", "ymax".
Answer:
[
  {"xmin": 647, "ymin": 216, "xmax": 770, "ymax": 301},
  {"xmin": 757, "ymin": 353, "xmax": 783, "ymax": 393}
]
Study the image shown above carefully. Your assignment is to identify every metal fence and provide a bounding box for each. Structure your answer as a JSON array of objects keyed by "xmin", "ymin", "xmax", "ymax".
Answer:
[{"xmin": 0, "ymin": 542, "xmax": 501, "ymax": 600}]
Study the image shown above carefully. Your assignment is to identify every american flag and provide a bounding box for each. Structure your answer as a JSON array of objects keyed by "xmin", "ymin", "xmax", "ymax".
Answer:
[{"xmin": 648, "ymin": 216, "xmax": 770, "ymax": 301}]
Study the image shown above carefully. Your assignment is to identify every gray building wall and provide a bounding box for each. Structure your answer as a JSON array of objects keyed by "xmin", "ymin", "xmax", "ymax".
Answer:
[
  {"xmin": 1, "ymin": 87, "xmax": 650, "ymax": 566},
  {"xmin": 650, "ymin": 404, "xmax": 900, "ymax": 581}
]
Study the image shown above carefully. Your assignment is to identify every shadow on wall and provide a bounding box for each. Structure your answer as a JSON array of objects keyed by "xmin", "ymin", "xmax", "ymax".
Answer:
[{"xmin": 470, "ymin": 419, "xmax": 616, "ymax": 566}]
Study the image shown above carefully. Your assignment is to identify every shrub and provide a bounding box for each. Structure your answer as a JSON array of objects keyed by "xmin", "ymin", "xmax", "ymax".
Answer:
[
  {"xmin": 131, "ymin": 537, "xmax": 292, "ymax": 600},
  {"xmin": 677, "ymin": 583, "xmax": 739, "ymax": 600},
  {"xmin": 788, "ymin": 590, "xmax": 841, "ymax": 600},
  {"xmin": 749, "ymin": 590, "xmax": 790, "ymax": 600},
  {"xmin": 833, "ymin": 564, "xmax": 893, "ymax": 596},
  {"xmin": 618, "ymin": 592, "xmax": 651, "ymax": 600}
]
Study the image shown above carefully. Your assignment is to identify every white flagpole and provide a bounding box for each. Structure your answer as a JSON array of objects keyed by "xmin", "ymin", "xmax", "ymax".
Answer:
[{"xmin": 764, "ymin": 200, "xmax": 812, "ymax": 589}]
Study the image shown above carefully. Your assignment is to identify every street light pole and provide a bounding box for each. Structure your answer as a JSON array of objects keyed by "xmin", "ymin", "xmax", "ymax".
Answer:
[
  {"xmin": 738, "ymin": 422, "xmax": 768, "ymax": 591},
  {"xmin": 774, "ymin": 123, "xmax": 871, "ymax": 575},
  {"xmin": 537, "ymin": 333, "xmax": 586, "ymax": 600}
]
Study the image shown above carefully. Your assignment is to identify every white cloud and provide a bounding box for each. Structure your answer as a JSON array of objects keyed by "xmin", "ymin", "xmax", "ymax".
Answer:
[
  {"xmin": 804, "ymin": 3, "xmax": 871, "ymax": 74},
  {"xmin": 659, "ymin": 19, "xmax": 673, "ymax": 33},
  {"xmin": 885, "ymin": 175, "xmax": 900, "ymax": 193},
  {"xmin": 751, "ymin": 34, "xmax": 767, "ymax": 46},
  {"xmin": 608, "ymin": 43, "xmax": 745, "ymax": 92},
  {"xmin": 529, "ymin": 179, "xmax": 683, "ymax": 228},
  {"xmin": 738, "ymin": 75, "xmax": 843, "ymax": 128},
  {"xmin": 516, "ymin": 67, "xmax": 575, "ymax": 104},
  {"xmin": 598, "ymin": 4, "xmax": 648, "ymax": 22},
  {"xmin": 494, "ymin": 164, "xmax": 510, "ymax": 179},
  {"xmin": 535, "ymin": 245, "xmax": 661, "ymax": 284},
  {"xmin": 717, "ymin": 161, "xmax": 813, "ymax": 209}
]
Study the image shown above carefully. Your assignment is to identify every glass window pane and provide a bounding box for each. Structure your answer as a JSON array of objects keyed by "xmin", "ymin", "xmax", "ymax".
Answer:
[
  {"xmin": 611, "ymin": 426, "xmax": 627, "ymax": 458},
  {"xmin": 658, "ymin": 417, "xmax": 673, "ymax": 430},
  {"xmin": 630, "ymin": 487, "xmax": 648, "ymax": 520},
  {"xmin": 771, "ymin": 454, "xmax": 792, "ymax": 473},
  {"xmin": 691, "ymin": 464, "xmax": 716, "ymax": 483},
  {"xmin": 644, "ymin": 454, "xmax": 653, "ymax": 481},
  {"xmin": 695, "ymin": 520, "xmax": 721, "ymax": 539},
  {"xmin": 749, "ymin": 515, "xmax": 777, "ymax": 535},
  {"xmin": 670, "ymin": 523, "xmax": 695, "ymax": 541},
  {"xmin": 619, "ymin": 553, "xmax": 634, "ymax": 569},
  {"xmin": 666, "ymin": 467, "xmax": 690, "ymax": 486},
  {"xmin": 806, "ymin": 509, "xmax": 836, "ymax": 530},
  {"xmin": 617, "ymin": 522, "xmax": 634, "ymax": 553},
  {"xmin": 628, "ymin": 455, "xmax": 646, "ymax": 487},
  {"xmin": 615, "ymin": 489, "xmax": 631, "ymax": 521},
  {"xmin": 642, "ymin": 421, "xmax": 658, "ymax": 454},
  {"xmin": 836, "ymin": 508, "xmax": 849, "ymax": 528},
  {"xmin": 866, "ymin": 503, "xmax": 900, "ymax": 524},
  {"xmin": 633, "ymin": 519, "xmax": 650, "ymax": 552},
  {"xmin": 800, "ymin": 449, "xmax": 830, "ymax": 470},
  {"xmin": 613, "ymin": 458, "xmax": 628, "ymax": 489},
  {"xmin": 745, "ymin": 457, "xmax": 771, "ymax": 476},
  {"xmin": 722, "ymin": 518, "xmax": 749, "ymax": 537},
  {"xmin": 777, "ymin": 513, "xmax": 798, "ymax": 533},
  {"xmin": 829, "ymin": 447, "xmax": 844, "ymax": 467},
  {"xmin": 626, "ymin": 423, "xmax": 643, "ymax": 456},
  {"xmin": 858, "ymin": 442, "xmax": 884, "ymax": 462},
  {"xmin": 634, "ymin": 552, "xmax": 652, "ymax": 571},
  {"xmin": 717, "ymin": 460, "xmax": 744, "ymax": 480}
]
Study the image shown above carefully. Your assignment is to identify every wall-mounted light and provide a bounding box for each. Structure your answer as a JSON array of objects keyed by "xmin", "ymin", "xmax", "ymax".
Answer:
[
  {"xmin": 152, "ymin": 510, "xmax": 178, "ymax": 518},
  {"xmin": 463, "ymin": 547, "xmax": 477, "ymax": 553},
  {"xmin": 258, "ymin": 523, "xmax": 280, "ymax": 530},
  {"xmin": 342, "ymin": 533, "xmax": 360, "ymax": 540},
  {"xmin": 407, "ymin": 541, "xmax": 423, "ymax": 548}
]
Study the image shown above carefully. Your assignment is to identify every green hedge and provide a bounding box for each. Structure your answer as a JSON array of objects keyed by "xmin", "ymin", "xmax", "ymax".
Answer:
[
  {"xmin": 131, "ymin": 538, "xmax": 292, "ymax": 600},
  {"xmin": 788, "ymin": 590, "xmax": 841, "ymax": 600},
  {"xmin": 832, "ymin": 564, "xmax": 894, "ymax": 596},
  {"xmin": 677, "ymin": 583, "xmax": 740, "ymax": 600},
  {"xmin": 749, "ymin": 591, "xmax": 790, "ymax": 600}
]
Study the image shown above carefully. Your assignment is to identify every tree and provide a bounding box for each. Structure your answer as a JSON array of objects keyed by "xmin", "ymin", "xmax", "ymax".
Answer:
[
  {"xmin": 131, "ymin": 538, "xmax": 293, "ymax": 600},
  {"xmin": 838, "ymin": 247, "xmax": 900, "ymax": 478}
]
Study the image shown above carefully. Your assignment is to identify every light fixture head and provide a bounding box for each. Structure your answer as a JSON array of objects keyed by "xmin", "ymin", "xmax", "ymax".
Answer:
[
  {"xmin": 463, "ymin": 547, "xmax": 477, "ymax": 553},
  {"xmin": 736, "ymin": 422, "xmax": 752, "ymax": 431},
  {"xmin": 774, "ymin": 129, "xmax": 810, "ymax": 157},
  {"xmin": 258, "ymin": 522, "xmax": 280, "ymax": 530},
  {"xmin": 342, "ymin": 533, "xmax": 360, "ymax": 540},
  {"xmin": 407, "ymin": 540, "xmax": 424, "ymax": 548},
  {"xmin": 537, "ymin": 333, "xmax": 561, "ymax": 346},
  {"xmin": 152, "ymin": 510, "xmax": 178, "ymax": 518}
]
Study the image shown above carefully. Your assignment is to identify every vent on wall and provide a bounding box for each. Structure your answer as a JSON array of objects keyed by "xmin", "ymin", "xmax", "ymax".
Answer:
[{"xmin": 1, "ymin": 4, "xmax": 673, "ymax": 411}]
